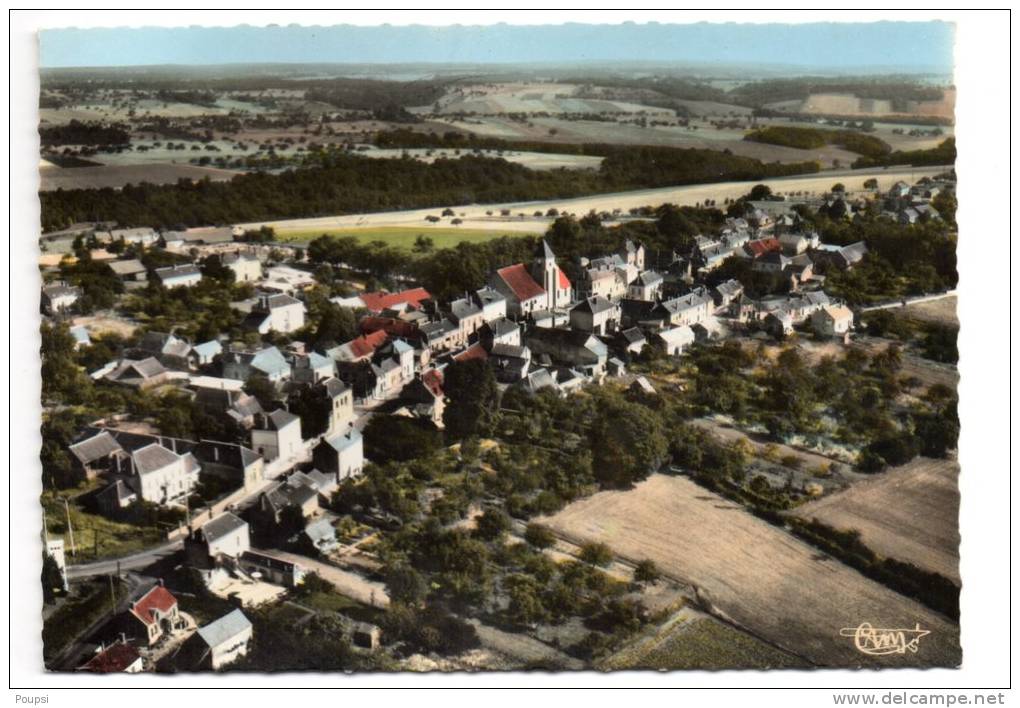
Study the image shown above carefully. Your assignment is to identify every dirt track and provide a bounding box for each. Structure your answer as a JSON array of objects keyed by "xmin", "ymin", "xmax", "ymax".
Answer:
[{"xmin": 541, "ymin": 474, "xmax": 961, "ymax": 668}]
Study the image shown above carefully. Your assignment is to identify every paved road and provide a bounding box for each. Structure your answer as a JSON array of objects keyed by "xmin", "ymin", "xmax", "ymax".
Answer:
[
  {"xmin": 252, "ymin": 547, "xmax": 390, "ymax": 609},
  {"xmin": 66, "ymin": 540, "xmax": 184, "ymax": 580}
]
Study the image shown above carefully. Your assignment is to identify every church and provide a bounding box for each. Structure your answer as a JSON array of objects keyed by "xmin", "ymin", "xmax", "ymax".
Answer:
[{"xmin": 488, "ymin": 240, "xmax": 573, "ymax": 318}]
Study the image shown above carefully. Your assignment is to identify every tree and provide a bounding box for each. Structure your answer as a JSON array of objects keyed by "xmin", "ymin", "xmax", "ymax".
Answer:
[
  {"xmin": 863, "ymin": 178, "xmax": 879, "ymax": 190},
  {"xmin": 505, "ymin": 574, "xmax": 549, "ymax": 626},
  {"xmin": 41, "ymin": 551, "xmax": 64, "ymax": 604},
  {"xmin": 442, "ymin": 359, "xmax": 500, "ymax": 442},
  {"xmin": 474, "ymin": 508, "xmax": 511, "ymax": 541},
  {"xmin": 362, "ymin": 415, "xmax": 443, "ymax": 463},
  {"xmin": 589, "ymin": 390, "xmax": 668, "ymax": 488},
  {"xmin": 243, "ymin": 373, "xmax": 279, "ymax": 410},
  {"xmin": 748, "ymin": 184, "xmax": 773, "ymax": 201},
  {"xmin": 579, "ymin": 542, "xmax": 613, "ymax": 567},
  {"xmin": 633, "ymin": 559, "xmax": 660, "ymax": 584},
  {"xmin": 385, "ymin": 563, "xmax": 428, "ymax": 605},
  {"xmin": 831, "ymin": 182, "xmax": 846, "ymax": 193},
  {"xmin": 524, "ymin": 523, "xmax": 556, "ymax": 549}
]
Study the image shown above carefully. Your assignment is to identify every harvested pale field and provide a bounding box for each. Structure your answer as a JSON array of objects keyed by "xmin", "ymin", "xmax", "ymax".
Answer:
[
  {"xmin": 236, "ymin": 165, "xmax": 950, "ymax": 236},
  {"xmin": 901, "ymin": 295, "xmax": 959, "ymax": 327},
  {"xmin": 541, "ymin": 474, "xmax": 961, "ymax": 668},
  {"xmin": 791, "ymin": 457, "xmax": 960, "ymax": 583},
  {"xmin": 355, "ymin": 147, "xmax": 603, "ymax": 171},
  {"xmin": 39, "ymin": 163, "xmax": 241, "ymax": 191}
]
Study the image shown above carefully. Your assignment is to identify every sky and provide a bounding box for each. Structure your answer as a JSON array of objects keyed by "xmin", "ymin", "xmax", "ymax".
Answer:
[{"xmin": 39, "ymin": 22, "xmax": 954, "ymax": 72}]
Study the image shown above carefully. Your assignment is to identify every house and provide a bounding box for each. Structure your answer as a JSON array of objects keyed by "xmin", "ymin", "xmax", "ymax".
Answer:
[
  {"xmin": 124, "ymin": 442, "xmax": 200, "ymax": 505},
  {"xmin": 221, "ymin": 252, "xmax": 262, "ymax": 282},
  {"xmin": 371, "ymin": 339, "xmax": 416, "ymax": 396},
  {"xmin": 193, "ymin": 609, "xmax": 253, "ymax": 670},
  {"xmin": 133, "ymin": 331, "xmax": 192, "ymax": 369},
  {"xmin": 315, "ymin": 377, "xmax": 355, "ymax": 435},
  {"xmin": 257, "ymin": 475, "xmax": 320, "ymax": 525},
  {"xmin": 654, "ymin": 326, "xmax": 696, "ymax": 356},
  {"xmin": 189, "ymin": 340, "xmax": 223, "ymax": 368},
  {"xmin": 260, "ymin": 265, "xmax": 316, "ymax": 294},
  {"xmin": 652, "ymin": 289, "xmax": 714, "ymax": 328},
  {"xmin": 569, "ymin": 296, "xmax": 621, "ymax": 336},
  {"xmin": 764, "ymin": 310, "xmax": 795, "ymax": 337},
  {"xmin": 155, "ymin": 264, "xmax": 203, "ymax": 289},
  {"xmin": 811, "ymin": 304, "xmax": 855, "ymax": 337},
  {"xmin": 615, "ymin": 327, "xmax": 647, "ymax": 356},
  {"xmin": 778, "ymin": 232, "xmax": 816, "ymax": 256},
  {"xmin": 238, "ymin": 551, "xmax": 306, "ymax": 587},
  {"xmin": 711, "ymin": 280, "xmax": 744, "ymax": 311},
  {"xmin": 620, "ymin": 239, "xmax": 646, "ymax": 270},
  {"xmin": 101, "ymin": 227, "xmax": 159, "ymax": 247},
  {"xmin": 629, "ymin": 376, "xmax": 657, "ymax": 396},
  {"xmin": 448, "ymin": 296, "xmax": 485, "ymax": 346},
  {"xmin": 531, "ymin": 308, "xmax": 569, "ymax": 329},
  {"xmin": 69, "ymin": 430, "xmax": 126, "ymax": 481},
  {"xmin": 489, "ymin": 240, "xmax": 571, "ymax": 317},
  {"xmin": 303, "ymin": 518, "xmax": 339, "ymax": 554},
  {"xmin": 194, "ymin": 387, "xmax": 264, "ymax": 429},
  {"xmin": 489, "ymin": 343, "xmax": 532, "ymax": 383},
  {"xmin": 474, "ymin": 286, "xmax": 507, "ymax": 322},
  {"xmin": 118, "ymin": 582, "xmax": 180, "ymax": 647},
  {"xmin": 479, "ymin": 317, "xmax": 522, "ymax": 350},
  {"xmin": 193, "ymin": 440, "xmax": 264, "ymax": 489},
  {"xmin": 518, "ymin": 367, "xmax": 559, "ymax": 394},
  {"xmin": 627, "ymin": 270, "xmax": 664, "ymax": 301},
  {"xmin": 742, "ymin": 238, "xmax": 782, "ymax": 259},
  {"xmin": 578, "ymin": 262, "xmax": 628, "ymax": 301},
  {"xmin": 313, "ymin": 428, "xmax": 364, "ymax": 481},
  {"xmin": 243, "ymin": 293, "xmax": 306, "ymax": 334},
  {"xmin": 250, "ymin": 409, "xmax": 303, "ymax": 464},
  {"xmin": 41, "ymin": 283, "xmax": 82, "ymax": 314},
  {"xmin": 526, "ymin": 328, "xmax": 608, "ymax": 377},
  {"xmin": 102, "ymin": 357, "xmax": 176, "ymax": 390},
  {"xmin": 108, "ymin": 258, "xmax": 148, "ymax": 283},
  {"xmin": 222, "ymin": 346, "xmax": 291, "ymax": 383},
  {"xmin": 399, "ymin": 369, "xmax": 445, "ymax": 425},
  {"xmin": 357, "ymin": 287, "xmax": 432, "ymax": 314},
  {"xmin": 329, "ymin": 330, "xmax": 388, "ymax": 364},
  {"xmin": 95, "ymin": 479, "xmax": 138, "ymax": 514},
  {"xmin": 290, "ymin": 351, "xmax": 336, "ymax": 385},
  {"xmin": 810, "ymin": 241, "xmax": 868, "ymax": 271},
  {"xmin": 78, "ymin": 640, "xmax": 144, "ymax": 673},
  {"xmin": 194, "ymin": 512, "xmax": 250, "ymax": 560}
]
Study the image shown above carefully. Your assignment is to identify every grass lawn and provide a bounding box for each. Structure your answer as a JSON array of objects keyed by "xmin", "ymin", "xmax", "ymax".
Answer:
[
  {"xmin": 274, "ymin": 226, "xmax": 529, "ymax": 251},
  {"xmin": 43, "ymin": 578, "xmax": 127, "ymax": 662},
  {"xmin": 42, "ymin": 493, "xmax": 169, "ymax": 562}
]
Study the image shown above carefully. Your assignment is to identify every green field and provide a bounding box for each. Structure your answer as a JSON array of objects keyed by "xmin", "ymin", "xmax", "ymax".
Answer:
[
  {"xmin": 599, "ymin": 616, "xmax": 808, "ymax": 671},
  {"xmin": 275, "ymin": 226, "xmax": 529, "ymax": 251}
]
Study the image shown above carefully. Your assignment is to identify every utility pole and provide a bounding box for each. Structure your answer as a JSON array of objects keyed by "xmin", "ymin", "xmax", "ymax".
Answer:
[
  {"xmin": 63, "ymin": 497, "xmax": 76, "ymax": 557},
  {"xmin": 108, "ymin": 573, "xmax": 117, "ymax": 615}
]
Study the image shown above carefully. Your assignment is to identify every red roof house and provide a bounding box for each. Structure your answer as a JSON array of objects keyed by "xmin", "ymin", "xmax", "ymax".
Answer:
[
  {"xmin": 120, "ymin": 584, "xmax": 180, "ymax": 646},
  {"xmin": 744, "ymin": 238, "xmax": 782, "ymax": 258},
  {"xmin": 494, "ymin": 264, "xmax": 545, "ymax": 303},
  {"xmin": 78, "ymin": 641, "xmax": 143, "ymax": 673},
  {"xmin": 359, "ymin": 288, "xmax": 431, "ymax": 314}
]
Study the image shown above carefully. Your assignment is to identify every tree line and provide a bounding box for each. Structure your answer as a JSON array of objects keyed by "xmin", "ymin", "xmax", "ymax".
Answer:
[{"xmin": 40, "ymin": 147, "xmax": 819, "ymax": 233}]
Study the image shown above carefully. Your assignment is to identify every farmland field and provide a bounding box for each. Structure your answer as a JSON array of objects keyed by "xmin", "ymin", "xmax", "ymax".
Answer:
[
  {"xmin": 600, "ymin": 609, "xmax": 808, "ymax": 671},
  {"xmin": 39, "ymin": 162, "xmax": 241, "ymax": 191},
  {"xmin": 901, "ymin": 295, "xmax": 959, "ymax": 327},
  {"xmin": 541, "ymin": 474, "xmax": 961, "ymax": 668},
  {"xmin": 274, "ymin": 225, "xmax": 532, "ymax": 250},
  {"xmin": 790, "ymin": 457, "xmax": 960, "ymax": 582}
]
